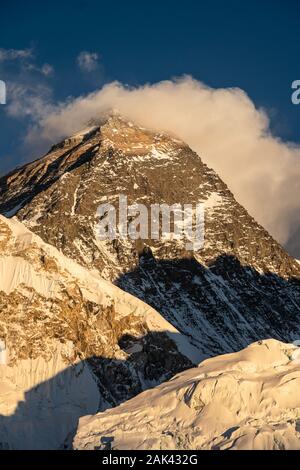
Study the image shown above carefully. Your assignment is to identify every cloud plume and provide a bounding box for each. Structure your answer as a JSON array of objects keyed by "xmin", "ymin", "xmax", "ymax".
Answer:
[{"xmin": 24, "ymin": 76, "xmax": 300, "ymax": 254}]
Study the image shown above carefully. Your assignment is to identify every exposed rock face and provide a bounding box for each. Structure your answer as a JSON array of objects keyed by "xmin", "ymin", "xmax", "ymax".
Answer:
[
  {"xmin": 0, "ymin": 215, "xmax": 194, "ymax": 449},
  {"xmin": 0, "ymin": 116, "xmax": 300, "ymax": 357},
  {"xmin": 73, "ymin": 339, "xmax": 300, "ymax": 451}
]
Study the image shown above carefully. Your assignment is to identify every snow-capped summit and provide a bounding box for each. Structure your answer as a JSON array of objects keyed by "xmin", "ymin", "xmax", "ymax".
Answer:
[
  {"xmin": 0, "ymin": 115, "xmax": 300, "ymax": 358},
  {"xmin": 1, "ymin": 116, "xmax": 300, "ymax": 450}
]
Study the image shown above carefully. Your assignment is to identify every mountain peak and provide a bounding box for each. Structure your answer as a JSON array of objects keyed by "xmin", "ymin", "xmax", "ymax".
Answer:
[
  {"xmin": 0, "ymin": 117, "xmax": 300, "ymax": 361},
  {"xmin": 99, "ymin": 113, "xmax": 185, "ymax": 157}
]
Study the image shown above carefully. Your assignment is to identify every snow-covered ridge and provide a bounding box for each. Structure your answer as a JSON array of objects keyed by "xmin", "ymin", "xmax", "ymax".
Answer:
[
  {"xmin": 0, "ymin": 214, "xmax": 200, "ymax": 363},
  {"xmin": 74, "ymin": 339, "xmax": 300, "ymax": 450},
  {"xmin": 1, "ymin": 116, "xmax": 300, "ymax": 451},
  {"xmin": 0, "ymin": 214, "xmax": 202, "ymax": 449},
  {"xmin": 2, "ymin": 115, "xmax": 299, "ymax": 360}
]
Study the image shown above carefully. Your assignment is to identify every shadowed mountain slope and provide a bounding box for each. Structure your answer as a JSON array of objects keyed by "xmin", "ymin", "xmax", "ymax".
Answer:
[{"xmin": 0, "ymin": 116, "xmax": 299, "ymax": 356}]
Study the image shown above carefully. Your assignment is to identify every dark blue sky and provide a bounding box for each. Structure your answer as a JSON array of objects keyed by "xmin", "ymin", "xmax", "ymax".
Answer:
[{"xmin": 0, "ymin": 0, "xmax": 300, "ymax": 173}]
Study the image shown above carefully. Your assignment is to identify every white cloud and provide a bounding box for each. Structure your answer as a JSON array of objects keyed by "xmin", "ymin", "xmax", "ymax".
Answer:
[
  {"xmin": 40, "ymin": 63, "xmax": 54, "ymax": 76},
  {"xmin": 77, "ymin": 51, "xmax": 99, "ymax": 72},
  {"xmin": 0, "ymin": 47, "xmax": 54, "ymax": 76},
  {"xmin": 0, "ymin": 48, "xmax": 33, "ymax": 61},
  {"xmin": 25, "ymin": 62, "xmax": 54, "ymax": 76},
  {"xmin": 1, "ymin": 48, "xmax": 55, "ymax": 122},
  {"xmin": 6, "ymin": 82, "xmax": 53, "ymax": 119},
  {"xmin": 20, "ymin": 77, "xmax": 300, "ymax": 253}
]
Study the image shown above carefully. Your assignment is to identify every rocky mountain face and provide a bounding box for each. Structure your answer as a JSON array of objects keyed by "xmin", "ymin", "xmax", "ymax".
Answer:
[
  {"xmin": 0, "ymin": 215, "xmax": 195, "ymax": 449},
  {"xmin": 74, "ymin": 339, "xmax": 300, "ymax": 451},
  {"xmin": 0, "ymin": 116, "xmax": 300, "ymax": 358}
]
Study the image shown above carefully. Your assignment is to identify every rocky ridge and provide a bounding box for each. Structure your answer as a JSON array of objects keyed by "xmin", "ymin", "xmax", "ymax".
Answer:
[{"xmin": 0, "ymin": 116, "xmax": 299, "ymax": 357}]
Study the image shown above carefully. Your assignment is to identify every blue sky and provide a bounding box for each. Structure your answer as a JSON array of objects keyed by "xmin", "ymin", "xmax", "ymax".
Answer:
[{"xmin": 0, "ymin": 0, "xmax": 300, "ymax": 174}]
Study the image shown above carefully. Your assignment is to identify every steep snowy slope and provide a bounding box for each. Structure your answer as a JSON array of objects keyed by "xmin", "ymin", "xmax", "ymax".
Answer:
[
  {"xmin": 0, "ymin": 215, "xmax": 196, "ymax": 449},
  {"xmin": 74, "ymin": 339, "xmax": 300, "ymax": 451},
  {"xmin": 0, "ymin": 116, "xmax": 300, "ymax": 356}
]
